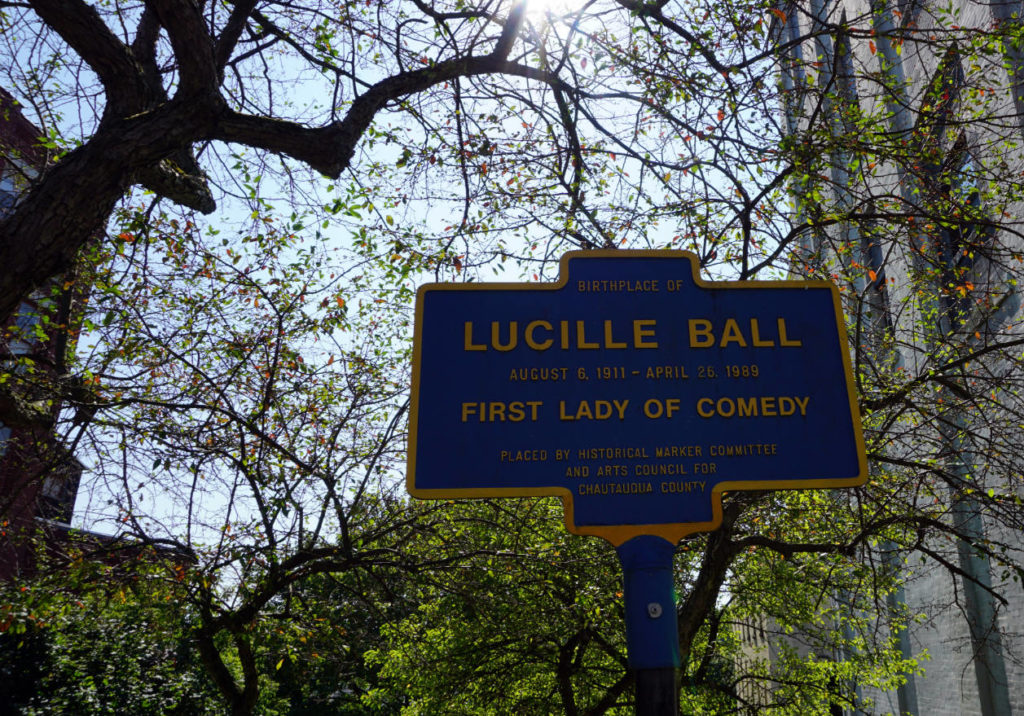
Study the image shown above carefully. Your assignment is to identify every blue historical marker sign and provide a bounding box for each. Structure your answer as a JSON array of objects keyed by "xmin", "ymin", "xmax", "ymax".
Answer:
[{"xmin": 407, "ymin": 250, "xmax": 867, "ymax": 545}]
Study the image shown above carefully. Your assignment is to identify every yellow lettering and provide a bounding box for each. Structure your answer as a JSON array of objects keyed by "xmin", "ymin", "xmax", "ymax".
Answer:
[
  {"xmin": 720, "ymin": 319, "xmax": 747, "ymax": 348},
  {"xmin": 576, "ymin": 320, "xmax": 599, "ymax": 349},
  {"xmin": 604, "ymin": 320, "xmax": 627, "ymax": 349},
  {"xmin": 778, "ymin": 318, "xmax": 801, "ymax": 347},
  {"xmin": 716, "ymin": 397, "xmax": 736, "ymax": 417},
  {"xmin": 643, "ymin": 399, "xmax": 663, "ymax": 418},
  {"xmin": 737, "ymin": 397, "xmax": 757, "ymax": 417},
  {"xmin": 463, "ymin": 401, "xmax": 542, "ymax": 422},
  {"xmin": 525, "ymin": 320, "xmax": 553, "ymax": 350},
  {"xmin": 634, "ymin": 319, "xmax": 659, "ymax": 348},
  {"xmin": 689, "ymin": 319, "xmax": 714, "ymax": 348},
  {"xmin": 750, "ymin": 318, "xmax": 774, "ymax": 347},
  {"xmin": 613, "ymin": 399, "xmax": 629, "ymax": 419},
  {"xmin": 464, "ymin": 322, "xmax": 486, "ymax": 351},
  {"xmin": 491, "ymin": 322, "xmax": 517, "ymax": 351},
  {"xmin": 794, "ymin": 396, "xmax": 809, "ymax": 415}
]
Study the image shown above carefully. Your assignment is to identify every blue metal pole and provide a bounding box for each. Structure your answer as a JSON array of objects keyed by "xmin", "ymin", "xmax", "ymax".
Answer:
[{"xmin": 616, "ymin": 535, "xmax": 680, "ymax": 715}]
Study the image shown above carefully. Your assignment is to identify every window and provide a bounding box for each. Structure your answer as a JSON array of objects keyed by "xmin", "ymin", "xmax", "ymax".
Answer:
[
  {"xmin": 0, "ymin": 173, "xmax": 15, "ymax": 216},
  {"xmin": 935, "ymin": 139, "xmax": 991, "ymax": 321},
  {"xmin": 915, "ymin": 47, "xmax": 963, "ymax": 150},
  {"xmin": 0, "ymin": 160, "xmax": 39, "ymax": 217},
  {"xmin": 938, "ymin": 140, "xmax": 986, "ymax": 270},
  {"xmin": 37, "ymin": 457, "xmax": 82, "ymax": 524},
  {"xmin": 5, "ymin": 299, "xmax": 45, "ymax": 357},
  {"xmin": 896, "ymin": 0, "xmax": 924, "ymax": 28},
  {"xmin": 915, "ymin": 48, "xmax": 992, "ymax": 326},
  {"xmin": 834, "ymin": 16, "xmax": 858, "ymax": 117}
]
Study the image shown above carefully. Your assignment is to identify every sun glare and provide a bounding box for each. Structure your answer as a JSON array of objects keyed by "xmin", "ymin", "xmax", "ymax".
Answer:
[{"xmin": 523, "ymin": 0, "xmax": 585, "ymax": 23}]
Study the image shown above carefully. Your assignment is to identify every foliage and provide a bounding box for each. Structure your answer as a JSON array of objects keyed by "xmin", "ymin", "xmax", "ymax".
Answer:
[
  {"xmin": 0, "ymin": 560, "xmax": 221, "ymax": 715},
  {"xmin": 258, "ymin": 567, "xmax": 414, "ymax": 715},
  {"xmin": 364, "ymin": 500, "xmax": 632, "ymax": 716}
]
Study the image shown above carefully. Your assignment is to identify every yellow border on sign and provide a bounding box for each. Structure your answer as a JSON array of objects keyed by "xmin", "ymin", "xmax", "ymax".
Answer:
[{"xmin": 406, "ymin": 250, "xmax": 868, "ymax": 546}]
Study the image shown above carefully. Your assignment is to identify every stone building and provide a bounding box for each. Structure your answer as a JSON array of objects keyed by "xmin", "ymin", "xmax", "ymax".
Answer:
[{"xmin": 735, "ymin": 0, "xmax": 1024, "ymax": 713}]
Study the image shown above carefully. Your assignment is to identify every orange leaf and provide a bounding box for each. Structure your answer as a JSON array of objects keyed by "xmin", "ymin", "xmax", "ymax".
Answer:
[
  {"xmin": 768, "ymin": 8, "xmax": 787, "ymax": 23},
  {"xmin": 869, "ymin": 40, "xmax": 876, "ymax": 55}
]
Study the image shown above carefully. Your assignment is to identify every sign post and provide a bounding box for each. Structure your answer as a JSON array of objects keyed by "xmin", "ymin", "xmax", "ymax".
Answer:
[
  {"xmin": 407, "ymin": 250, "xmax": 867, "ymax": 712},
  {"xmin": 617, "ymin": 534, "xmax": 679, "ymax": 714}
]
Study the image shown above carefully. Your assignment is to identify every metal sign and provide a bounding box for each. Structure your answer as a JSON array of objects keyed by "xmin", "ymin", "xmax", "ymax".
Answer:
[{"xmin": 407, "ymin": 250, "xmax": 867, "ymax": 545}]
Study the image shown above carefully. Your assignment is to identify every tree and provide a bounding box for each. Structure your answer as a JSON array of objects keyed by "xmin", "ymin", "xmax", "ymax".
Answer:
[
  {"xmin": 4, "ymin": 129, "xmax": 435, "ymax": 712},
  {"xmin": 54, "ymin": 201, "xmax": 435, "ymax": 714},
  {"xmin": 4, "ymin": 0, "xmax": 1024, "ymax": 713},
  {"xmin": 361, "ymin": 498, "xmax": 923, "ymax": 715},
  {"xmin": 364, "ymin": 500, "xmax": 634, "ymax": 716},
  {"xmin": 0, "ymin": 557, "xmax": 223, "ymax": 715},
  {"xmin": 0, "ymin": 0, "xmax": 562, "ymax": 322}
]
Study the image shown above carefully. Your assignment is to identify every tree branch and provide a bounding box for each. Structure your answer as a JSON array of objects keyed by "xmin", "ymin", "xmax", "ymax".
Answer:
[
  {"xmin": 212, "ymin": 58, "xmax": 556, "ymax": 178},
  {"xmin": 144, "ymin": 0, "xmax": 219, "ymax": 98},
  {"xmin": 28, "ymin": 0, "xmax": 147, "ymax": 113},
  {"xmin": 215, "ymin": 0, "xmax": 260, "ymax": 75}
]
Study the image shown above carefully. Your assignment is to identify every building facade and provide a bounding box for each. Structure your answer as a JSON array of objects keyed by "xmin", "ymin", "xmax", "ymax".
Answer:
[
  {"xmin": 0, "ymin": 88, "xmax": 84, "ymax": 579},
  {"xmin": 736, "ymin": 0, "xmax": 1024, "ymax": 713}
]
